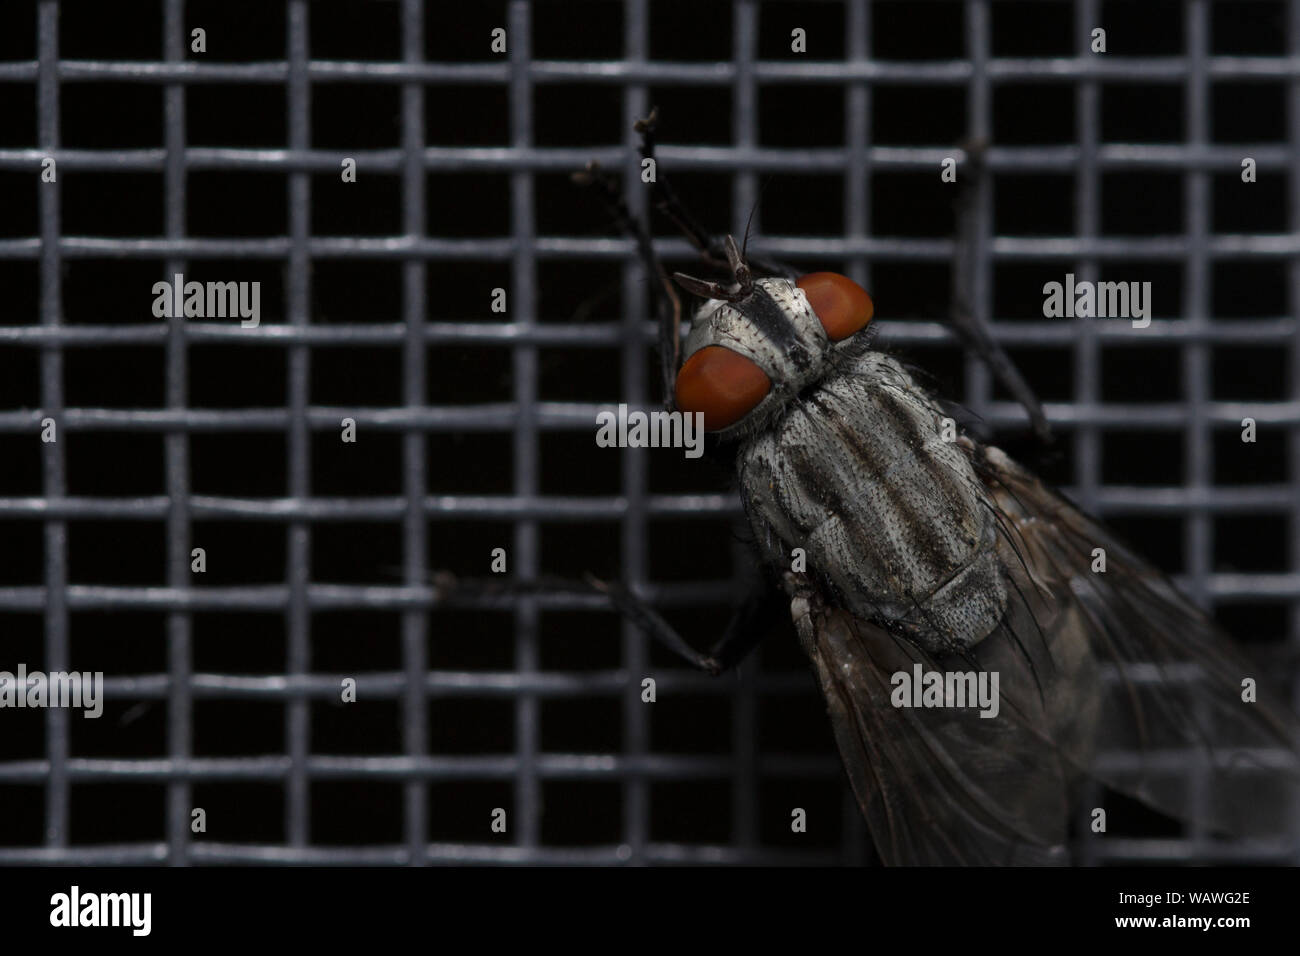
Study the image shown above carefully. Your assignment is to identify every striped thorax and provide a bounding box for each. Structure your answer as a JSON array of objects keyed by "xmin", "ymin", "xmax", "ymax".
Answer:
[{"xmin": 738, "ymin": 350, "xmax": 1009, "ymax": 655}]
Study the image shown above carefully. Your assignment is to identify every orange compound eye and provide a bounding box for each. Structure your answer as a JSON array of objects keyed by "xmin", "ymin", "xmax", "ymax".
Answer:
[
  {"xmin": 674, "ymin": 345, "xmax": 772, "ymax": 431},
  {"xmin": 796, "ymin": 272, "xmax": 874, "ymax": 341}
]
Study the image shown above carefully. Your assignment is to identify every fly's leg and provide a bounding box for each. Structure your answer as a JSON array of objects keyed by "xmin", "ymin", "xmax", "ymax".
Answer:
[
  {"xmin": 707, "ymin": 580, "xmax": 789, "ymax": 671},
  {"xmin": 949, "ymin": 140, "xmax": 1053, "ymax": 442},
  {"xmin": 633, "ymin": 109, "xmax": 714, "ymax": 261},
  {"xmin": 574, "ymin": 108, "xmax": 797, "ymax": 400},
  {"xmin": 572, "ymin": 154, "xmax": 684, "ymax": 402},
  {"xmin": 587, "ymin": 573, "xmax": 785, "ymax": 676},
  {"xmin": 635, "ymin": 108, "xmax": 797, "ymax": 281},
  {"xmin": 435, "ymin": 572, "xmax": 781, "ymax": 675}
]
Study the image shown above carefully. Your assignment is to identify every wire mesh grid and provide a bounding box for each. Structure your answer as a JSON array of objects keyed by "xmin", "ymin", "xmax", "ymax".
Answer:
[{"xmin": 0, "ymin": 0, "xmax": 1297, "ymax": 865}]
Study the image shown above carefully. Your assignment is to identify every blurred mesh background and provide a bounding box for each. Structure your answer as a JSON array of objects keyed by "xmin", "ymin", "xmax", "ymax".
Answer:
[{"xmin": 0, "ymin": 0, "xmax": 1296, "ymax": 865}]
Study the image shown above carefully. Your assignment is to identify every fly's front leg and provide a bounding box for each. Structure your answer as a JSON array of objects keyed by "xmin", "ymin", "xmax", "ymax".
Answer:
[
  {"xmin": 587, "ymin": 573, "xmax": 783, "ymax": 676},
  {"xmin": 634, "ymin": 109, "xmax": 797, "ymax": 281},
  {"xmin": 576, "ymin": 108, "xmax": 798, "ymax": 402},
  {"xmin": 633, "ymin": 108, "xmax": 718, "ymax": 265},
  {"xmin": 572, "ymin": 153, "xmax": 684, "ymax": 403}
]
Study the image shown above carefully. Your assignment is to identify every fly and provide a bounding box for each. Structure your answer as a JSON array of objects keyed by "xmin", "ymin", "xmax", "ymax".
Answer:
[{"xmin": 571, "ymin": 110, "xmax": 1300, "ymax": 865}]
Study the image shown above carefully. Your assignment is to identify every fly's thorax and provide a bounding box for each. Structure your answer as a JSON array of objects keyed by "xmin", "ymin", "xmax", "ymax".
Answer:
[
  {"xmin": 737, "ymin": 351, "xmax": 1009, "ymax": 654},
  {"xmin": 680, "ymin": 278, "xmax": 831, "ymax": 438}
]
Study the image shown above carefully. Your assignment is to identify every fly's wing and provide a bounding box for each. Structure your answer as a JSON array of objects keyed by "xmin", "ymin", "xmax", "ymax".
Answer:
[
  {"xmin": 789, "ymin": 582, "xmax": 1073, "ymax": 865},
  {"xmin": 790, "ymin": 439, "xmax": 1299, "ymax": 865},
  {"xmin": 973, "ymin": 443, "xmax": 1300, "ymax": 843}
]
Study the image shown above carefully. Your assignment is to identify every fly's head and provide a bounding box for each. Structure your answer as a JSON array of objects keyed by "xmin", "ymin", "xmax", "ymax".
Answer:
[{"xmin": 672, "ymin": 235, "xmax": 875, "ymax": 439}]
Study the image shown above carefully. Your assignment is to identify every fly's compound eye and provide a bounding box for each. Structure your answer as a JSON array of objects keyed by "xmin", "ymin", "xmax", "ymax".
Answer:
[
  {"xmin": 674, "ymin": 345, "xmax": 772, "ymax": 431},
  {"xmin": 796, "ymin": 272, "xmax": 874, "ymax": 341}
]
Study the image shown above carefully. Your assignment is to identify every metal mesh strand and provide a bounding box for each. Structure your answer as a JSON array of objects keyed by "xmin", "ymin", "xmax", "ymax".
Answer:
[{"xmin": 0, "ymin": 0, "xmax": 1296, "ymax": 865}]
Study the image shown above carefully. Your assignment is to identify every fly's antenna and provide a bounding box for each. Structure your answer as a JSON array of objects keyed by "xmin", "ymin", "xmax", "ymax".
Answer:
[
  {"xmin": 722, "ymin": 234, "xmax": 753, "ymax": 296},
  {"xmin": 675, "ymin": 234, "xmax": 755, "ymax": 302},
  {"xmin": 740, "ymin": 196, "xmax": 759, "ymax": 261},
  {"xmin": 740, "ymin": 175, "xmax": 773, "ymax": 261}
]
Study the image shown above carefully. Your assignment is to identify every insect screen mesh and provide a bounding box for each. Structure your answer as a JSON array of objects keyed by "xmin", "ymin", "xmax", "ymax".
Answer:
[{"xmin": 0, "ymin": 0, "xmax": 1296, "ymax": 865}]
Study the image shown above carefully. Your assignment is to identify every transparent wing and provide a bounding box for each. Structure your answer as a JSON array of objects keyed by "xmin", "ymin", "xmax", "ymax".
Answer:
[
  {"xmin": 973, "ymin": 444, "xmax": 1300, "ymax": 843},
  {"xmin": 793, "ymin": 441, "xmax": 1300, "ymax": 865},
  {"xmin": 791, "ymin": 584, "xmax": 1073, "ymax": 865}
]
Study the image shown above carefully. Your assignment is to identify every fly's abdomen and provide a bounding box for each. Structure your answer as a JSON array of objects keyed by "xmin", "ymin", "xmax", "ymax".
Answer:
[{"xmin": 738, "ymin": 352, "xmax": 1008, "ymax": 653}]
